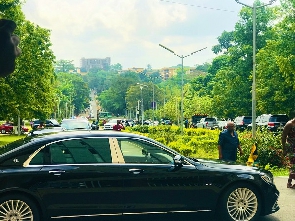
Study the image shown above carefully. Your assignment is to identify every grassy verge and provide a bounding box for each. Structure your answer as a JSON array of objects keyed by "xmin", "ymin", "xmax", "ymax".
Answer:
[{"xmin": 0, "ymin": 135, "xmax": 26, "ymax": 147}]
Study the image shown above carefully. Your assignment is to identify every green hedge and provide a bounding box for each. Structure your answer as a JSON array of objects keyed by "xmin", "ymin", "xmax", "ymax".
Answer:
[{"xmin": 126, "ymin": 126, "xmax": 287, "ymax": 169}]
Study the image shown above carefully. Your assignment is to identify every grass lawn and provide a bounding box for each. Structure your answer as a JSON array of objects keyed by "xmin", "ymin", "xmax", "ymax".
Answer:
[{"xmin": 0, "ymin": 134, "xmax": 26, "ymax": 147}]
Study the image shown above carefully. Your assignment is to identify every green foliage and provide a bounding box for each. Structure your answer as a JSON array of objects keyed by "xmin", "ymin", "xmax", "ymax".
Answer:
[
  {"xmin": 0, "ymin": 4, "xmax": 56, "ymax": 121},
  {"xmin": 129, "ymin": 125, "xmax": 288, "ymax": 169},
  {"xmin": 55, "ymin": 73, "xmax": 89, "ymax": 117}
]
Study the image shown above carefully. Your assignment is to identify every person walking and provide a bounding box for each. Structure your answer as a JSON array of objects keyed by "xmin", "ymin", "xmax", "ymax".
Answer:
[
  {"xmin": 218, "ymin": 121, "xmax": 243, "ymax": 162},
  {"xmin": 282, "ymin": 118, "xmax": 295, "ymax": 188},
  {"xmin": 113, "ymin": 120, "xmax": 125, "ymax": 131},
  {"xmin": 0, "ymin": 19, "xmax": 21, "ymax": 77}
]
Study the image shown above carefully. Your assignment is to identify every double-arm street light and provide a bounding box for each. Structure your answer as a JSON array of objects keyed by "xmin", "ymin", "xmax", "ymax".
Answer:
[
  {"xmin": 234, "ymin": 0, "xmax": 276, "ymax": 138},
  {"xmin": 159, "ymin": 44, "xmax": 207, "ymax": 134},
  {"xmin": 137, "ymin": 83, "xmax": 148, "ymax": 125}
]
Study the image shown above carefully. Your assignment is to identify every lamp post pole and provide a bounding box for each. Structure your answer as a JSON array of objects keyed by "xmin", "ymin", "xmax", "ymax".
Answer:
[
  {"xmin": 159, "ymin": 44, "xmax": 207, "ymax": 134},
  {"xmin": 234, "ymin": 0, "xmax": 276, "ymax": 138},
  {"xmin": 137, "ymin": 83, "xmax": 147, "ymax": 125}
]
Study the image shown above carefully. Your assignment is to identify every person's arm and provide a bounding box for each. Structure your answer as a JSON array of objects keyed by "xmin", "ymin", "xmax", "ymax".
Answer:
[
  {"xmin": 218, "ymin": 145, "xmax": 222, "ymax": 159},
  {"xmin": 282, "ymin": 122, "xmax": 292, "ymax": 155},
  {"xmin": 218, "ymin": 133, "xmax": 223, "ymax": 159}
]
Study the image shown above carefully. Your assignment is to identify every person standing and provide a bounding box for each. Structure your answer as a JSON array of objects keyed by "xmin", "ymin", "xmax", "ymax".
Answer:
[
  {"xmin": 113, "ymin": 120, "xmax": 125, "ymax": 131},
  {"xmin": 218, "ymin": 121, "xmax": 243, "ymax": 162},
  {"xmin": 184, "ymin": 118, "xmax": 189, "ymax": 128},
  {"xmin": 282, "ymin": 118, "xmax": 295, "ymax": 188},
  {"xmin": 0, "ymin": 19, "xmax": 21, "ymax": 77}
]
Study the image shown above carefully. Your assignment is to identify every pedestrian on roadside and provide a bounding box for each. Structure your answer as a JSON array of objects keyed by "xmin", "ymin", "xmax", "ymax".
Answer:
[
  {"xmin": 218, "ymin": 121, "xmax": 243, "ymax": 162},
  {"xmin": 0, "ymin": 19, "xmax": 21, "ymax": 77},
  {"xmin": 113, "ymin": 120, "xmax": 124, "ymax": 131},
  {"xmin": 282, "ymin": 117, "xmax": 295, "ymax": 188},
  {"xmin": 184, "ymin": 118, "xmax": 189, "ymax": 128}
]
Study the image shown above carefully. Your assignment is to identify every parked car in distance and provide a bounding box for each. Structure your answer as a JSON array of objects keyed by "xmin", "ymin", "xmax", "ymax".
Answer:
[
  {"xmin": 217, "ymin": 119, "xmax": 228, "ymax": 130},
  {"xmin": 234, "ymin": 116, "xmax": 252, "ymax": 131},
  {"xmin": 0, "ymin": 123, "xmax": 29, "ymax": 134},
  {"xmin": 196, "ymin": 117, "xmax": 218, "ymax": 129},
  {"xmin": 60, "ymin": 118, "xmax": 91, "ymax": 130},
  {"xmin": 0, "ymin": 130, "xmax": 279, "ymax": 221},
  {"xmin": 32, "ymin": 119, "xmax": 60, "ymax": 130},
  {"xmin": 191, "ymin": 114, "xmax": 208, "ymax": 128},
  {"xmin": 248, "ymin": 114, "xmax": 289, "ymax": 132},
  {"xmin": 267, "ymin": 114, "xmax": 289, "ymax": 132}
]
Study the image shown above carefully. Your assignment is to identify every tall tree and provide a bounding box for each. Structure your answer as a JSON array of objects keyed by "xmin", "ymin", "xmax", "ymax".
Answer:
[{"xmin": 0, "ymin": 2, "xmax": 56, "ymax": 120}]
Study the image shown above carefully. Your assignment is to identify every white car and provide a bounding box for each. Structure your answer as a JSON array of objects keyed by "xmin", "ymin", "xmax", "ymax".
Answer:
[
  {"xmin": 61, "ymin": 119, "xmax": 91, "ymax": 130},
  {"xmin": 103, "ymin": 119, "xmax": 121, "ymax": 130}
]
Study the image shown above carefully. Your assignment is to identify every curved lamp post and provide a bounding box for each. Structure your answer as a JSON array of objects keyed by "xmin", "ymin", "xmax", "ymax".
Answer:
[{"xmin": 159, "ymin": 44, "xmax": 207, "ymax": 134}]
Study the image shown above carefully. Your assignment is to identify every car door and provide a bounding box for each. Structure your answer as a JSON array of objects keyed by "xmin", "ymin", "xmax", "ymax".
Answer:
[
  {"xmin": 27, "ymin": 137, "xmax": 125, "ymax": 219},
  {"xmin": 114, "ymin": 138, "xmax": 203, "ymax": 216}
]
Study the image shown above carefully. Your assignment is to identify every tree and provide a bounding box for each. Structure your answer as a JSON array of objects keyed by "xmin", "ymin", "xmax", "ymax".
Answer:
[
  {"xmin": 0, "ymin": 2, "xmax": 56, "ymax": 121},
  {"xmin": 54, "ymin": 60, "xmax": 75, "ymax": 73}
]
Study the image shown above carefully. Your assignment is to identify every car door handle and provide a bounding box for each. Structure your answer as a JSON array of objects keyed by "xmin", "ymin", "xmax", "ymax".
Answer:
[
  {"xmin": 49, "ymin": 170, "xmax": 66, "ymax": 176},
  {"xmin": 129, "ymin": 169, "xmax": 144, "ymax": 175}
]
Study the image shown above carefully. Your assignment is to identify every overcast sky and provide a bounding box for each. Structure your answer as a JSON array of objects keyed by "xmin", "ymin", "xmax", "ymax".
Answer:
[{"xmin": 22, "ymin": 0, "xmax": 279, "ymax": 69}]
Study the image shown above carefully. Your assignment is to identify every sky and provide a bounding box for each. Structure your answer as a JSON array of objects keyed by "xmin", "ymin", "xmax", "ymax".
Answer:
[{"xmin": 22, "ymin": 0, "xmax": 280, "ymax": 70}]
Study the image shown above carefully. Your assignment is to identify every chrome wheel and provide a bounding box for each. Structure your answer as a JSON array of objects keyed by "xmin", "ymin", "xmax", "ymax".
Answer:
[
  {"xmin": 226, "ymin": 187, "xmax": 258, "ymax": 221},
  {"xmin": 1, "ymin": 129, "xmax": 6, "ymax": 134},
  {"xmin": 0, "ymin": 199, "xmax": 33, "ymax": 221}
]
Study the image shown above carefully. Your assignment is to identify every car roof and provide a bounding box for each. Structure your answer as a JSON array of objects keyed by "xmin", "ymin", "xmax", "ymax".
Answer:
[{"xmin": 0, "ymin": 130, "xmax": 163, "ymax": 159}]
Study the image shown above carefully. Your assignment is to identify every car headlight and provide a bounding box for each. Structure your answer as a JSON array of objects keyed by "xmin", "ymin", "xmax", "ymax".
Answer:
[{"xmin": 260, "ymin": 172, "xmax": 273, "ymax": 184}]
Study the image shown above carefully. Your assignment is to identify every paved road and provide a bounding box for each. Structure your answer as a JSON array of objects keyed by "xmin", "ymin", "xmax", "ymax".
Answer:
[{"xmin": 259, "ymin": 176, "xmax": 294, "ymax": 221}]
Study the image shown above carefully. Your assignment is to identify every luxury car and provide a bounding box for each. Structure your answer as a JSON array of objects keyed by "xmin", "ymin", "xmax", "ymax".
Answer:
[
  {"xmin": 0, "ymin": 130, "xmax": 279, "ymax": 221},
  {"xmin": 0, "ymin": 122, "xmax": 29, "ymax": 134}
]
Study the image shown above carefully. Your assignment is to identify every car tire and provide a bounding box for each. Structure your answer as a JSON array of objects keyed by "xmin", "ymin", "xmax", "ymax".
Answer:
[
  {"xmin": 0, "ymin": 194, "xmax": 41, "ymax": 221},
  {"xmin": 1, "ymin": 129, "xmax": 6, "ymax": 134},
  {"xmin": 217, "ymin": 183, "xmax": 261, "ymax": 221}
]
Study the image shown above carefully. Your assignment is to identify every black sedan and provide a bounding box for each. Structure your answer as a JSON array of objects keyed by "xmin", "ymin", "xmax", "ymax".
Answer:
[{"xmin": 0, "ymin": 131, "xmax": 279, "ymax": 221}]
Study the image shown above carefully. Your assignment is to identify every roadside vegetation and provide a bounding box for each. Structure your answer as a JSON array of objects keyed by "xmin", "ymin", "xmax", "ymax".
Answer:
[{"xmin": 126, "ymin": 125, "xmax": 289, "ymax": 176}]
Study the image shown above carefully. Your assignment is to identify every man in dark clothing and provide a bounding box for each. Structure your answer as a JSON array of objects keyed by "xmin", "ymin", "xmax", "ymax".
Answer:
[
  {"xmin": 0, "ymin": 19, "xmax": 21, "ymax": 77},
  {"xmin": 218, "ymin": 121, "xmax": 243, "ymax": 162}
]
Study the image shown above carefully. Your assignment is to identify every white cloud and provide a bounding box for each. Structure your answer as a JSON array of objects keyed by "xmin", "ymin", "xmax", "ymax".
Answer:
[{"xmin": 22, "ymin": 0, "xmax": 278, "ymax": 69}]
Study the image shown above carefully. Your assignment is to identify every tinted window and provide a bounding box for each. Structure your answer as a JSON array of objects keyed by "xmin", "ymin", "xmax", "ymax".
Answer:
[
  {"xmin": 243, "ymin": 117, "xmax": 252, "ymax": 123},
  {"xmin": 269, "ymin": 115, "xmax": 289, "ymax": 122},
  {"xmin": 30, "ymin": 138, "xmax": 112, "ymax": 165},
  {"xmin": 118, "ymin": 138, "xmax": 174, "ymax": 164},
  {"xmin": 205, "ymin": 118, "xmax": 216, "ymax": 121}
]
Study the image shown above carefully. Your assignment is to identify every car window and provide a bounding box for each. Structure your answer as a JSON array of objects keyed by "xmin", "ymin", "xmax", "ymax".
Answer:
[
  {"xmin": 269, "ymin": 115, "xmax": 288, "ymax": 122},
  {"xmin": 30, "ymin": 138, "xmax": 112, "ymax": 165},
  {"xmin": 117, "ymin": 138, "xmax": 174, "ymax": 164}
]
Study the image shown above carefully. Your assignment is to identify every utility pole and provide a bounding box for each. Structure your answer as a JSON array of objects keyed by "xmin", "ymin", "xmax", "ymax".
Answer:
[{"xmin": 234, "ymin": 0, "xmax": 276, "ymax": 138}]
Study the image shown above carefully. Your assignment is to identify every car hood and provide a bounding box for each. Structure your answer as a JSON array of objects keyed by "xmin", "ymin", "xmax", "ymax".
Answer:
[{"xmin": 193, "ymin": 158, "xmax": 261, "ymax": 173}]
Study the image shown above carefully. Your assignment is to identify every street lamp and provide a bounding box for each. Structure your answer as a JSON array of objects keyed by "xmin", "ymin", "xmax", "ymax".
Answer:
[
  {"xmin": 234, "ymin": 0, "xmax": 276, "ymax": 138},
  {"xmin": 137, "ymin": 83, "xmax": 148, "ymax": 125},
  {"xmin": 159, "ymin": 44, "xmax": 207, "ymax": 134}
]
